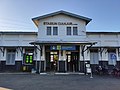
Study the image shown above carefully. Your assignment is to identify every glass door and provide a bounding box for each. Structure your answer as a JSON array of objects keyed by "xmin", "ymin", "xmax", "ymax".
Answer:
[
  {"xmin": 66, "ymin": 52, "xmax": 72, "ymax": 72},
  {"xmin": 66, "ymin": 52, "xmax": 79, "ymax": 72},
  {"xmin": 71, "ymin": 52, "xmax": 79, "ymax": 72},
  {"xmin": 50, "ymin": 52, "xmax": 58, "ymax": 71}
]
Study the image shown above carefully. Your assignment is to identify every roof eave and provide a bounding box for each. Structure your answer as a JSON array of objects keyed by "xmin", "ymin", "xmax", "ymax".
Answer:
[
  {"xmin": 30, "ymin": 41, "xmax": 97, "ymax": 45},
  {"xmin": 32, "ymin": 19, "xmax": 39, "ymax": 27},
  {"xmin": 32, "ymin": 10, "xmax": 92, "ymax": 27}
]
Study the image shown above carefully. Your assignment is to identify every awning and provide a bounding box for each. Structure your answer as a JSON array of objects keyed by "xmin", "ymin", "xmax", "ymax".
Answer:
[
  {"xmin": 29, "ymin": 40, "xmax": 97, "ymax": 45},
  {"xmin": 90, "ymin": 46, "xmax": 120, "ymax": 48}
]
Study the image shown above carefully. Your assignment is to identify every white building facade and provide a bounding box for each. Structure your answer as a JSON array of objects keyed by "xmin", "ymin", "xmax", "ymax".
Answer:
[{"xmin": 0, "ymin": 11, "xmax": 120, "ymax": 73}]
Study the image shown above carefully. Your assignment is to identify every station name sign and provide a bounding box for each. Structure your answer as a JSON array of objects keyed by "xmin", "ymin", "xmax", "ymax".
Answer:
[{"xmin": 43, "ymin": 22, "xmax": 77, "ymax": 25}]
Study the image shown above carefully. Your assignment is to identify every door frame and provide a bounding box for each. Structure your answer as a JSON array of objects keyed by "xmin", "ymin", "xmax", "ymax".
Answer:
[
  {"xmin": 66, "ymin": 51, "xmax": 79, "ymax": 72},
  {"xmin": 46, "ymin": 51, "xmax": 59, "ymax": 72}
]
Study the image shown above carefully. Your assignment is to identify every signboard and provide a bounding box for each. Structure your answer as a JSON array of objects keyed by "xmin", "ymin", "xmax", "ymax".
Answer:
[
  {"xmin": 86, "ymin": 64, "xmax": 90, "ymax": 68},
  {"xmin": 86, "ymin": 68, "xmax": 92, "ymax": 73},
  {"xmin": 61, "ymin": 45, "xmax": 76, "ymax": 50},
  {"xmin": 50, "ymin": 46, "xmax": 57, "ymax": 50},
  {"xmin": 110, "ymin": 53, "xmax": 117, "ymax": 61},
  {"xmin": 50, "ymin": 45, "xmax": 76, "ymax": 50},
  {"xmin": 57, "ymin": 45, "xmax": 61, "ymax": 50},
  {"xmin": 43, "ymin": 22, "xmax": 77, "ymax": 25}
]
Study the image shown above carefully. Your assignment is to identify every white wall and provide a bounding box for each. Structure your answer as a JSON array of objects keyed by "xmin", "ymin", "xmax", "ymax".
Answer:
[
  {"xmin": 0, "ymin": 33, "xmax": 37, "ymax": 46},
  {"xmin": 87, "ymin": 33, "xmax": 120, "ymax": 47},
  {"xmin": 84, "ymin": 33, "xmax": 120, "ymax": 62},
  {"xmin": 0, "ymin": 32, "xmax": 37, "ymax": 61},
  {"xmin": 38, "ymin": 14, "xmax": 87, "ymax": 41}
]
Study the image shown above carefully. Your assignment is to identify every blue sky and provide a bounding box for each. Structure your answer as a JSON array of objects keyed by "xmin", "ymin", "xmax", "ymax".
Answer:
[{"xmin": 0, "ymin": 0, "xmax": 120, "ymax": 32}]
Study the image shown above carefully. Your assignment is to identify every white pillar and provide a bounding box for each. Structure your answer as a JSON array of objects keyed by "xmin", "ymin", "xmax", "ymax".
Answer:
[
  {"xmin": 79, "ymin": 45, "xmax": 81, "ymax": 71},
  {"xmin": 116, "ymin": 48, "xmax": 119, "ymax": 61},
  {"xmin": 1, "ymin": 48, "xmax": 6, "ymax": 61},
  {"xmin": 80, "ymin": 46, "xmax": 83, "ymax": 61},
  {"xmin": 59, "ymin": 50, "xmax": 62, "ymax": 61},
  {"xmin": 63, "ymin": 50, "xmax": 66, "ymax": 61},
  {"xmin": 58, "ymin": 50, "xmax": 61, "ymax": 71},
  {"xmin": 41, "ymin": 45, "xmax": 46, "ymax": 71},
  {"xmin": 63, "ymin": 50, "xmax": 67, "ymax": 71},
  {"xmin": 37, "ymin": 47, "xmax": 40, "ymax": 61},
  {"xmin": 41, "ymin": 45, "xmax": 45, "ymax": 61}
]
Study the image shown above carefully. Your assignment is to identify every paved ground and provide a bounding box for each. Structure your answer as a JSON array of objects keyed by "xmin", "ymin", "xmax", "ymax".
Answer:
[{"xmin": 0, "ymin": 73, "xmax": 120, "ymax": 90}]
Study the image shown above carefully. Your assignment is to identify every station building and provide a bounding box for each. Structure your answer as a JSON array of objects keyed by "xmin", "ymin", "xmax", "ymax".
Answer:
[{"xmin": 0, "ymin": 10, "xmax": 120, "ymax": 73}]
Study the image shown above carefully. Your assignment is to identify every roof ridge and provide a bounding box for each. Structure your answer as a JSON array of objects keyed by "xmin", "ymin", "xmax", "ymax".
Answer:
[{"xmin": 32, "ymin": 10, "xmax": 92, "ymax": 27}]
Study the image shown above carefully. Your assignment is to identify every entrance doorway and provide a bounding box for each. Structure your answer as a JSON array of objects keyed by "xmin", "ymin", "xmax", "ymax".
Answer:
[
  {"xmin": 66, "ymin": 52, "xmax": 79, "ymax": 72},
  {"xmin": 46, "ymin": 51, "xmax": 59, "ymax": 72}
]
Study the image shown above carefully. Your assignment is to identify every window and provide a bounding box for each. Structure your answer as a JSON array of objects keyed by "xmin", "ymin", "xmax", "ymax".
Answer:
[
  {"xmin": 66, "ymin": 27, "xmax": 78, "ymax": 35},
  {"xmin": 67, "ymin": 27, "xmax": 71, "ymax": 35},
  {"xmin": 46, "ymin": 27, "xmax": 58, "ymax": 35},
  {"xmin": 90, "ymin": 49, "xmax": 99, "ymax": 64},
  {"xmin": 53, "ymin": 27, "xmax": 58, "ymax": 35},
  {"xmin": 6, "ymin": 49, "xmax": 16, "ymax": 65},
  {"xmin": 73, "ymin": 27, "xmax": 78, "ymax": 35},
  {"xmin": 47, "ymin": 27, "xmax": 51, "ymax": 35}
]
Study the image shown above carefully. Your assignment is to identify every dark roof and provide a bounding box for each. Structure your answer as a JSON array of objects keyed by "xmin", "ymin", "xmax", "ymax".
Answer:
[
  {"xmin": 0, "ymin": 31, "xmax": 37, "ymax": 35},
  {"xmin": 91, "ymin": 46, "xmax": 120, "ymax": 48},
  {"xmin": 0, "ymin": 46, "xmax": 35, "ymax": 47},
  {"xmin": 32, "ymin": 10, "xmax": 92, "ymax": 27},
  {"xmin": 1, "ymin": 31, "xmax": 120, "ymax": 35},
  {"xmin": 30, "ymin": 40, "xmax": 96, "ymax": 45},
  {"xmin": 86, "ymin": 31, "xmax": 120, "ymax": 34}
]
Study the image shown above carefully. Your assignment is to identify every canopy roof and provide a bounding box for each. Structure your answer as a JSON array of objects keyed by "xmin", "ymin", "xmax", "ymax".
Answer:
[{"xmin": 30, "ymin": 40, "xmax": 96, "ymax": 45}]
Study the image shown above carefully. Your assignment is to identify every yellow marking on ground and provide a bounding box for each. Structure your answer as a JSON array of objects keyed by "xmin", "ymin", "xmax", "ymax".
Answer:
[{"xmin": 0, "ymin": 87, "xmax": 12, "ymax": 90}]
